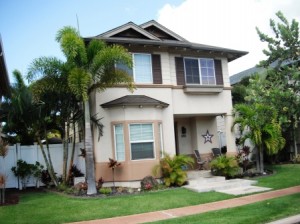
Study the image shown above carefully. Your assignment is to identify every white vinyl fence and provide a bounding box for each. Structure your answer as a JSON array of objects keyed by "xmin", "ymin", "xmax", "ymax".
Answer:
[{"xmin": 0, "ymin": 142, "xmax": 85, "ymax": 189}]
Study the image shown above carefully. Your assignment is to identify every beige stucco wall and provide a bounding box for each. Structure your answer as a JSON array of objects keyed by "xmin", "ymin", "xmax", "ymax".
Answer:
[
  {"xmin": 93, "ymin": 87, "xmax": 176, "ymax": 163},
  {"xmin": 92, "ymin": 50, "xmax": 236, "ymax": 181},
  {"xmin": 172, "ymin": 89, "xmax": 233, "ymax": 115}
]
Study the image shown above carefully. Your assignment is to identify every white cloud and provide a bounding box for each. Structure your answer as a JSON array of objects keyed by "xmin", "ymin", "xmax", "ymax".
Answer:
[{"xmin": 157, "ymin": 0, "xmax": 300, "ymax": 75}]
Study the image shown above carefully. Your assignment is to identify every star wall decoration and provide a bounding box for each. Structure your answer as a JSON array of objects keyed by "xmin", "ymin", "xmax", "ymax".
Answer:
[{"xmin": 202, "ymin": 130, "xmax": 214, "ymax": 144}]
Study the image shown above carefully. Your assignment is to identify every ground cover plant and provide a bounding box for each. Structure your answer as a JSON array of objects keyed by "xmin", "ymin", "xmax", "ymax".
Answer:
[{"xmin": 0, "ymin": 164, "xmax": 299, "ymax": 224}]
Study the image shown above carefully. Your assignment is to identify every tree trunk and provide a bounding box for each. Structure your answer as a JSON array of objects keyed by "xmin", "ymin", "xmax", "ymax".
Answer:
[
  {"xmin": 36, "ymin": 136, "xmax": 58, "ymax": 186},
  {"xmin": 84, "ymin": 101, "xmax": 97, "ymax": 195},
  {"xmin": 260, "ymin": 145, "xmax": 264, "ymax": 173},
  {"xmin": 293, "ymin": 128, "xmax": 298, "ymax": 158},
  {"xmin": 67, "ymin": 123, "xmax": 76, "ymax": 183},
  {"xmin": 44, "ymin": 130, "xmax": 58, "ymax": 186},
  {"xmin": 62, "ymin": 120, "xmax": 70, "ymax": 184},
  {"xmin": 255, "ymin": 147, "xmax": 260, "ymax": 173}
]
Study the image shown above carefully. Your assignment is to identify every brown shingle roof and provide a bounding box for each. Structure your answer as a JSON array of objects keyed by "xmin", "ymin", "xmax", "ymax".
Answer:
[
  {"xmin": 101, "ymin": 95, "xmax": 169, "ymax": 108},
  {"xmin": 85, "ymin": 20, "xmax": 248, "ymax": 62}
]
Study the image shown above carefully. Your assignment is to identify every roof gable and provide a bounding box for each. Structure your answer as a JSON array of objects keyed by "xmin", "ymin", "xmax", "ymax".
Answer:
[
  {"xmin": 96, "ymin": 22, "xmax": 160, "ymax": 40},
  {"xmin": 140, "ymin": 20, "xmax": 187, "ymax": 41},
  {"xmin": 88, "ymin": 20, "xmax": 248, "ymax": 62}
]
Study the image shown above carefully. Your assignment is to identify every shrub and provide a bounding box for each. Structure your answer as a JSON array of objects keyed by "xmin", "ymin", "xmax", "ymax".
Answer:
[
  {"xmin": 11, "ymin": 160, "xmax": 33, "ymax": 188},
  {"xmin": 108, "ymin": 158, "xmax": 121, "ymax": 188},
  {"xmin": 140, "ymin": 176, "xmax": 158, "ymax": 191},
  {"xmin": 41, "ymin": 169, "xmax": 52, "ymax": 187},
  {"xmin": 97, "ymin": 177, "xmax": 104, "ymax": 189},
  {"xmin": 56, "ymin": 183, "xmax": 69, "ymax": 192},
  {"xmin": 99, "ymin": 187, "xmax": 112, "ymax": 195},
  {"xmin": 153, "ymin": 153, "xmax": 194, "ymax": 187},
  {"xmin": 236, "ymin": 146, "xmax": 253, "ymax": 173},
  {"xmin": 210, "ymin": 155, "xmax": 239, "ymax": 178},
  {"xmin": 68, "ymin": 165, "xmax": 84, "ymax": 185}
]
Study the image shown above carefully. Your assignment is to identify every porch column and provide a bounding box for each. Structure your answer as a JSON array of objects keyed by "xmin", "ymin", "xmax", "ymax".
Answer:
[{"xmin": 224, "ymin": 114, "xmax": 237, "ymax": 155}]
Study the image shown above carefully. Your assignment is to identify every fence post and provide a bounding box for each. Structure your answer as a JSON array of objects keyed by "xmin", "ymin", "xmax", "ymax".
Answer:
[{"xmin": 16, "ymin": 143, "xmax": 22, "ymax": 190}]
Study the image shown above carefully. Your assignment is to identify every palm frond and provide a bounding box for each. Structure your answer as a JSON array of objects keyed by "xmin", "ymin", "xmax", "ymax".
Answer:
[
  {"xmin": 27, "ymin": 57, "xmax": 65, "ymax": 82},
  {"xmin": 56, "ymin": 26, "xmax": 87, "ymax": 66},
  {"xmin": 68, "ymin": 68, "xmax": 91, "ymax": 101},
  {"xmin": 90, "ymin": 45, "xmax": 132, "ymax": 77},
  {"xmin": 90, "ymin": 113, "xmax": 104, "ymax": 141}
]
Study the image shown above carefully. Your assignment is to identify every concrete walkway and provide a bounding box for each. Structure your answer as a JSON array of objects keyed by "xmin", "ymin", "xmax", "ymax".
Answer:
[{"xmin": 69, "ymin": 186, "xmax": 300, "ymax": 224}]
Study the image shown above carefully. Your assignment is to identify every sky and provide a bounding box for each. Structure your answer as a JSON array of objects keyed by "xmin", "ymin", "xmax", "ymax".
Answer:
[{"xmin": 1, "ymin": 0, "xmax": 300, "ymax": 83}]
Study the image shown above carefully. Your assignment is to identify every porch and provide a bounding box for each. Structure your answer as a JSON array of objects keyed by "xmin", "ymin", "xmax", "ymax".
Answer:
[{"xmin": 174, "ymin": 114, "xmax": 235, "ymax": 168}]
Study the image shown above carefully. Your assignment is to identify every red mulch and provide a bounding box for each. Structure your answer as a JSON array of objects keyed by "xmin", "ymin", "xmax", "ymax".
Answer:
[
  {"xmin": 0, "ymin": 189, "xmax": 19, "ymax": 206},
  {"xmin": 0, "ymin": 187, "xmax": 45, "ymax": 206}
]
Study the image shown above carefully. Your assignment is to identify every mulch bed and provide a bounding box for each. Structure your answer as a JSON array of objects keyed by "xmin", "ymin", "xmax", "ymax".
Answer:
[
  {"xmin": 0, "ymin": 187, "xmax": 45, "ymax": 206},
  {"xmin": 0, "ymin": 189, "xmax": 19, "ymax": 206}
]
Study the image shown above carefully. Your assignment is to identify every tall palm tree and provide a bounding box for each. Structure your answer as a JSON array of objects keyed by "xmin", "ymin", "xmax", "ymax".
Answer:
[
  {"xmin": 232, "ymin": 103, "xmax": 285, "ymax": 173},
  {"xmin": 56, "ymin": 27, "xmax": 134, "ymax": 194}
]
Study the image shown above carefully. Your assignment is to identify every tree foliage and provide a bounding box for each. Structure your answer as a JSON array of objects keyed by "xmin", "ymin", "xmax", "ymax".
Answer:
[
  {"xmin": 233, "ymin": 103, "xmax": 285, "ymax": 173},
  {"xmin": 256, "ymin": 11, "xmax": 300, "ymax": 68},
  {"xmin": 56, "ymin": 26, "xmax": 134, "ymax": 195},
  {"xmin": 255, "ymin": 11, "xmax": 300, "ymax": 157}
]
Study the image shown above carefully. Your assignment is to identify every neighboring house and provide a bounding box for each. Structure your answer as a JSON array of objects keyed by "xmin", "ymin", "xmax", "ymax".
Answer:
[
  {"xmin": 230, "ymin": 66, "xmax": 264, "ymax": 85},
  {"xmin": 230, "ymin": 59, "xmax": 300, "ymax": 85},
  {"xmin": 85, "ymin": 20, "xmax": 247, "ymax": 183}
]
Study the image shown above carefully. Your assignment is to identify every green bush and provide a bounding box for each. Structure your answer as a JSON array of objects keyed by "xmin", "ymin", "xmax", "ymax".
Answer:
[
  {"xmin": 99, "ymin": 187, "xmax": 112, "ymax": 195},
  {"xmin": 210, "ymin": 155, "xmax": 239, "ymax": 178},
  {"xmin": 153, "ymin": 153, "xmax": 194, "ymax": 187}
]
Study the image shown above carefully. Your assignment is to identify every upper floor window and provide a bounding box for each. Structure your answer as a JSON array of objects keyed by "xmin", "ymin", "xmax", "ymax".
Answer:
[
  {"xmin": 116, "ymin": 53, "xmax": 153, "ymax": 84},
  {"xmin": 116, "ymin": 53, "xmax": 162, "ymax": 84},
  {"xmin": 184, "ymin": 58, "xmax": 216, "ymax": 85}
]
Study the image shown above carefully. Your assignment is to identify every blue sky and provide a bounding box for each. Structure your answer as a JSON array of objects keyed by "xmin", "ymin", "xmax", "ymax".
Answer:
[
  {"xmin": 1, "ymin": 0, "xmax": 299, "ymax": 82},
  {"xmin": 0, "ymin": 0, "xmax": 183, "ymax": 81}
]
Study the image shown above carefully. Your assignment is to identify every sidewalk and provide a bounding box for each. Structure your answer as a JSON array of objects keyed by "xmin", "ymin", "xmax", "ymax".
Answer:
[{"xmin": 70, "ymin": 186, "xmax": 300, "ymax": 224}]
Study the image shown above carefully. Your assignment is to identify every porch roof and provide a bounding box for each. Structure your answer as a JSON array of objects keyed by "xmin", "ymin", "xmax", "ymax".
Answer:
[{"xmin": 101, "ymin": 95, "xmax": 169, "ymax": 108}]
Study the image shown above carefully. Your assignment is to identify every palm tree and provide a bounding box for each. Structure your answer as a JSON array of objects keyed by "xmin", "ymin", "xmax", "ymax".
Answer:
[
  {"xmin": 56, "ymin": 27, "xmax": 134, "ymax": 194},
  {"xmin": 2, "ymin": 70, "xmax": 59, "ymax": 185},
  {"xmin": 1, "ymin": 70, "xmax": 36, "ymax": 145},
  {"xmin": 232, "ymin": 103, "xmax": 285, "ymax": 173},
  {"xmin": 28, "ymin": 57, "xmax": 82, "ymax": 185}
]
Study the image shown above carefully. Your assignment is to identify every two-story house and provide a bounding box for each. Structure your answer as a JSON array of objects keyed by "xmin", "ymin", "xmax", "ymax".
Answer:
[
  {"xmin": 85, "ymin": 20, "xmax": 247, "ymax": 183},
  {"xmin": 0, "ymin": 37, "xmax": 10, "ymax": 99}
]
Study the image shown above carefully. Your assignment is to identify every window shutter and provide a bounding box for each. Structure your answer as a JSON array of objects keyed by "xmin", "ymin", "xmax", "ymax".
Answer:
[
  {"xmin": 152, "ymin": 54, "xmax": 162, "ymax": 84},
  {"xmin": 214, "ymin": 59, "xmax": 223, "ymax": 85},
  {"xmin": 175, "ymin": 57, "xmax": 185, "ymax": 85}
]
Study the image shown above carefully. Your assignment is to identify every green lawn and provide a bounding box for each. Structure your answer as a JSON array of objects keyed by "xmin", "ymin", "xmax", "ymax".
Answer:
[
  {"xmin": 255, "ymin": 164, "xmax": 300, "ymax": 189},
  {"xmin": 0, "ymin": 164, "xmax": 299, "ymax": 224},
  {"xmin": 151, "ymin": 193, "xmax": 300, "ymax": 224}
]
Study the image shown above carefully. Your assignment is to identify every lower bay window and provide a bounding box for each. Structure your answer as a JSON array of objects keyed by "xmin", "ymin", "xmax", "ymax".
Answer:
[
  {"xmin": 113, "ymin": 122, "xmax": 161, "ymax": 161},
  {"xmin": 130, "ymin": 123, "xmax": 154, "ymax": 160},
  {"xmin": 114, "ymin": 124, "xmax": 125, "ymax": 161}
]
